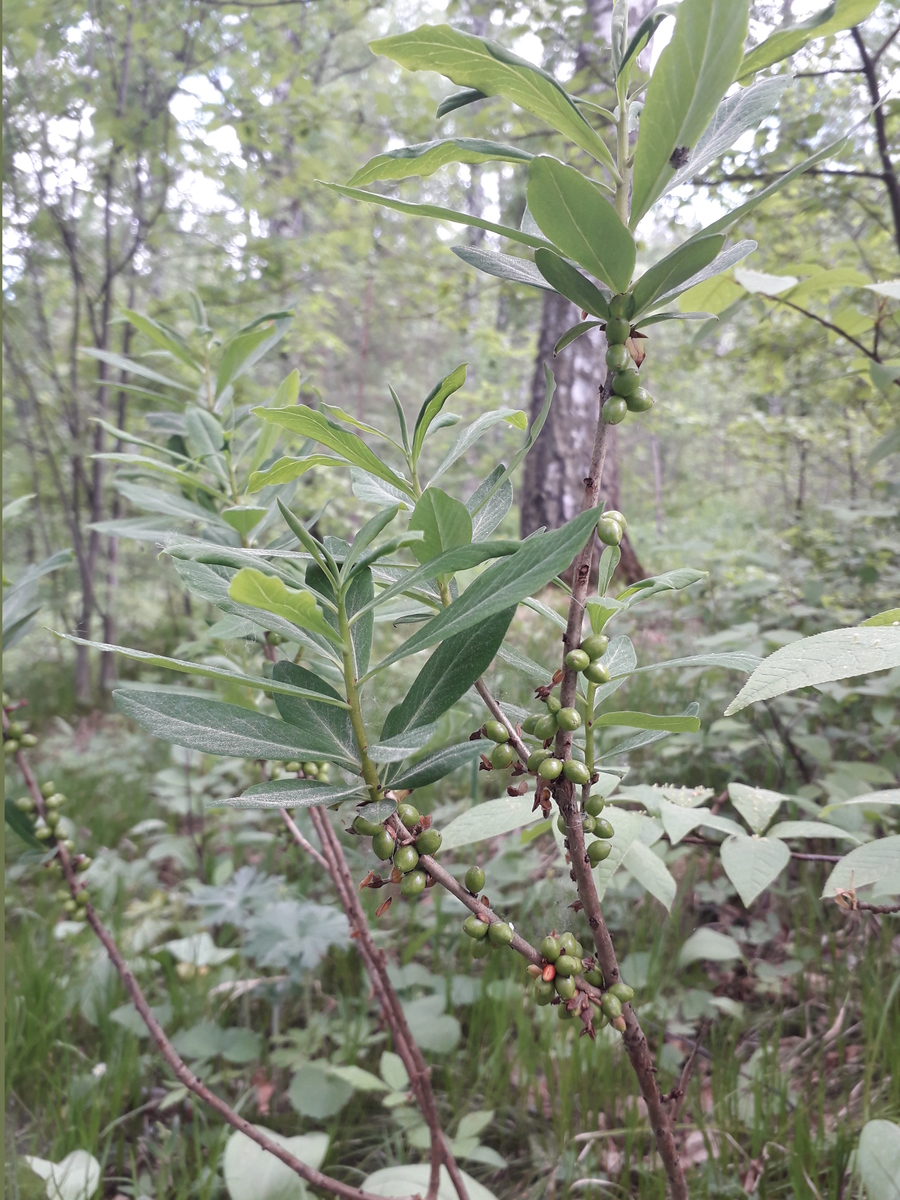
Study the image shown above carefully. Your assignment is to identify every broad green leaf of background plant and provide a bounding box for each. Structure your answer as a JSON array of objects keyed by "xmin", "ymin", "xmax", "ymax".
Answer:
[
  {"xmin": 439, "ymin": 792, "xmax": 545, "ymax": 851},
  {"xmin": 725, "ymin": 627, "xmax": 900, "ymax": 714},
  {"xmin": 370, "ymin": 507, "xmax": 600, "ymax": 673},
  {"xmin": 822, "ymin": 836, "xmax": 900, "ymax": 900},
  {"xmin": 623, "ymin": 839, "xmax": 677, "ymax": 911},
  {"xmin": 370, "ymin": 25, "xmax": 617, "ymax": 175},
  {"xmin": 527, "ymin": 158, "xmax": 635, "ymax": 293},
  {"xmin": 678, "ymin": 928, "xmax": 744, "ymax": 967},
  {"xmin": 534, "ymin": 249, "xmax": 610, "ymax": 319},
  {"xmin": 727, "ymin": 782, "xmax": 785, "ymax": 833},
  {"xmin": 114, "ymin": 690, "xmax": 344, "ymax": 762},
  {"xmin": 852, "ymin": 1119, "xmax": 900, "ymax": 1200},
  {"xmin": 630, "ymin": 0, "xmax": 750, "ymax": 227},
  {"xmin": 738, "ymin": 0, "xmax": 879, "ymax": 81},
  {"xmin": 23, "ymin": 1150, "xmax": 101, "ymax": 1200},
  {"xmin": 223, "ymin": 1126, "xmax": 328, "ymax": 1200},
  {"xmin": 228, "ymin": 570, "xmax": 339, "ymax": 645},
  {"xmin": 861, "ymin": 609, "xmax": 900, "ymax": 627},
  {"xmin": 632, "ymin": 235, "xmax": 726, "ymax": 315},
  {"xmin": 412, "ymin": 365, "xmax": 468, "ymax": 462},
  {"xmin": 348, "ymin": 138, "xmax": 532, "ymax": 186},
  {"xmin": 253, "ymin": 405, "xmax": 413, "ymax": 496},
  {"xmin": 720, "ymin": 834, "xmax": 791, "ymax": 907},
  {"xmin": 409, "ymin": 487, "xmax": 472, "ymax": 572},
  {"xmin": 362, "ymin": 1163, "xmax": 501, "ymax": 1199}
]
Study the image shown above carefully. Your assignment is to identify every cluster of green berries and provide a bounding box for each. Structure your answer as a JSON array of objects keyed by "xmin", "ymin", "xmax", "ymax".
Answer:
[
  {"xmin": 602, "ymin": 294, "xmax": 653, "ymax": 426},
  {"xmin": 558, "ymin": 792, "xmax": 615, "ymax": 867},
  {"xmin": 352, "ymin": 802, "xmax": 442, "ymax": 899},
  {"xmin": 565, "ymin": 631, "xmax": 613, "ymax": 687},
  {"xmin": 281, "ymin": 759, "xmax": 331, "ymax": 781},
  {"xmin": 532, "ymin": 931, "xmax": 635, "ymax": 1026},
  {"xmin": 517, "ymin": 698, "xmax": 584, "ymax": 785},
  {"xmin": 16, "ymin": 780, "xmax": 92, "ymax": 909},
  {"xmin": 462, "ymin": 896, "xmax": 515, "ymax": 961},
  {"xmin": 3, "ymin": 694, "xmax": 39, "ymax": 756}
]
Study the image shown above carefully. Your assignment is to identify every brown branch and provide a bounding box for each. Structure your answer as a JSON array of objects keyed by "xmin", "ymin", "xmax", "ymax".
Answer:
[
  {"xmin": 664, "ymin": 1019, "xmax": 711, "ymax": 1125},
  {"xmin": 852, "ymin": 26, "xmax": 900, "ymax": 258},
  {"xmin": 763, "ymin": 293, "xmax": 879, "ymax": 361},
  {"xmin": 4, "ymin": 721, "xmax": 407, "ymax": 1200}
]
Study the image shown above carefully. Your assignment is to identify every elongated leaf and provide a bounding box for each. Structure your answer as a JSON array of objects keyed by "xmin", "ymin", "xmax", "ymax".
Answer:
[
  {"xmin": 436, "ymin": 86, "xmax": 488, "ymax": 118},
  {"xmin": 216, "ymin": 316, "xmax": 292, "ymax": 399},
  {"xmin": 452, "ymin": 246, "xmax": 552, "ymax": 291},
  {"xmin": 429, "ymin": 409, "xmax": 529, "ymax": 486},
  {"xmin": 554, "ymin": 321, "xmax": 604, "ymax": 356},
  {"xmin": 652, "ymin": 240, "xmax": 758, "ymax": 311},
  {"xmin": 184, "ymin": 406, "xmax": 228, "ymax": 480},
  {"xmin": 637, "ymin": 310, "xmax": 717, "ymax": 327},
  {"xmin": 122, "ymin": 309, "xmax": 200, "ymax": 372},
  {"xmin": 767, "ymin": 820, "xmax": 860, "ymax": 843},
  {"xmin": 95, "ymin": 454, "xmax": 225, "ymax": 499},
  {"xmin": 351, "ymin": 468, "xmax": 415, "ymax": 511},
  {"xmin": 370, "ymin": 507, "xmax": 600, "ymax": 674},
  {"xmin": 413, "ymin": 365, "xmax": 468, "ymax": 462},
  {"xmin": 114, "ymin": 481, "xmax": 233, "ymax": 533},
  {"xmin": 527, "ymin": 158, "xmax": 634, "ymax": 293},
  {"xmin": 721, "ymin": 834, "xmax": 790, "ymax": 907},
  {"xmin": 81, "ymin": 346, "xmax": 194, "ymax": 392},
  {"xmin": 597, "ymin": 704, "xmax": 700, "ymax": 759},
  {"xmin": 409, "ymin": 488, "xmax": 472, "ymax": 569},
  {"xmin": 617, "ymin": 4, "xmax": 678, "ymax": 78},
  {"xmin": 739, "ymin": 0, "xmax": 878, "ymax": 81},
  {"xmin": 440, "ymin": 792, "xmax": 543, "ymax": 851},
  {"xmin": 534, "ymin": 249, "xmax": 611, "ymax": 319},
  {"xmin": 5, "ymin": 798, "xmax": 45, "ymax": 850},
  {"xmin": 822, "ymin": 836, "xmax": 900, "ymax": 899},
  {"xmin": 861, "ymin": 609, "xmax": 900, "ymax": 628},
  {"xmin": 469, "ymin": 473, "xmax": 513, "ymax": 540},
  {"xmin": 725, "ymin": 626, "xmax": 900, "ymax": 714},
  {"xmin": 253, "ymin": 404, "xmax": 413, "ymax": 496},
  {"xmin": 249, "ymin": 454, "xmax": 348, "ymax": 493},
  {"xmin": 228, "ymin": 570, "xmax": 341, "ymax": 645},
  {"xmin": 349, "ymin": 138, "xmax": 532, "ymax": 186},
  {"xmin": 617, "ymin": 567, "xmax": 707, "ymax": 609},
  {"xmin": 630, "ymin": 650, "xmax": 761, "ymax": 676},
  {"xmin": 632, "ymin": 235, "xmax": 725, "ymax": 316},
  {"xmin": 220, "ymin": 778, "xmax": 367, "ymax": 809},
  {"xmin": 115, "ymin": 690, "xmax": 345, "ymax": 761},
  {"xmin": 370, "ymin": 24, "xmax": 617, "ymax": 174},
  {"xmin": 327, "ymin": 183, "xmax": 553, "ymax": 251},
  {"xmin": 390, "ymin": 740, "xmax": 482, "ymax": 790},
  {"xmin": 309, "ymin": 564, "xmax": 375, "ymax": 680},
  {"xmin": 631, "ymin": 0, "xmax": 750, "ymax": 227},
  {"xmin": 368, "ymin": 723, "xmax": 439, "ymax": 763},
  {"xmin": 593, "ymin": 710, "xmax": 701, "ymax": 733},
  {"xmin": 623, "ymin": 839, "xmax": 677, "ymax": 911},
  {"xmin": 271, "ymin": 662, "xmax": 358, "ymax": 767},
  {"xmin": 381, "ymin": 608, "xmax": 516, "ymax": 741}
]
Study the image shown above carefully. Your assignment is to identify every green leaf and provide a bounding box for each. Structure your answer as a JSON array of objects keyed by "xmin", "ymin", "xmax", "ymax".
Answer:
[
  {"xmin": 5, "ymin": 798, "xmax": 45, "ymax": 850},
  {"xmin": 370, "ymin": 507, "xmax": 599, "ymax": 674},
  {"xmin": 351, "ymin": 468, "xmax": 415, "ymax": 512},
  {"xmin": 451, "ymin": 246, "xmax": 553, "ymax": 291},
  {"xmin": 727, "ymin": 783, "xmax": 786, "ymax": 834},
  {"xmin": 220, "ymin": 778, "xmax": 367, "ymax": 809},
  {"xmin": 869, "ymin": 365, "xmax": 900, "ymax": 398},
  {"xmin": 224, "ymin": 1127, "xmax": 328, "ymax": 1200},
  {"xmin": 616, "ymin": 567, "xmax": 707, "ymax": 611},
  {"xmin": 289, "ymin": 1063, "xmax": 354, "ymax": 1119},
  {"xmin": 725, "ymin": 627, "xmax": 900, "ymax": 714},
  {"xmin": 593, "ymin": 710, "xmax": 701, "ymax": 733},
  {"xmin": 228, "ymin": 570, "xmax": 341, "ymax": 646},
  {"xmin": 185, "ymin": 406, "xmax": 228, "ymax": 481},
  {"xmin": 534, "ymin": 249, "xmax": 611, "ymax": 319},
  {"xmin": 390, "ymin": 741, "xmax": 483, "ymax": 790},
  {"xmin": 81, "ymin": 346, "xmax": 194, "ymax": 392},
  {"xmin": 467, "ymin": 468, "xmax": 514, "ymax": 539},
  {"xmin": 650, "ymin": 240, "xmax": 757, "ymax": 311},
  {"xmin": 767, "ymin": 820, "xmax": 860, "ymax": 843},
  {"xmin": 255, "ymin": 404, "xmax": 412, "ymax": 497},
  {"xmin": 861, "ymin": 608, "xmax": 900, "ymax": 627},
  {"xmin": 720, "ymin": 834, "xmax": 791, "ymax": 907},
  {"xmin": 527, "ymin": 158, "xmax": 634, "ymax": 293},
  {"xmin": 222, "ymin": 507, "xmax": 268, "ymax": 536},
  {"xmin": 822, "ymin": 836, "xmax": 900, "ymax": 900},
  {"xmin": 381, "ymin": 608, "xmax": 516, "ymax": 741},
  {"xmin": 216, "ymin": 316, "xmax": 292, "ymax": 399},
  {"xmin": 348, "ymin": 137, "xmax": 532, "ymax": 186},
  {"xmin": 409, "ymin": 488, "xmax": 472, "ymax": 572},
  {"xmin": 553, "ymin": 321, "xmax": 604, "ymax": 356},
  {"xmin": 630, "ymin": 650, "xmax": 762, "ymax": 676},
  {"xmin": 738, "ymin": 0, "xmax": 878, "ymax": 81},
  {"xmin": 400, "ymin": 993, "xmax": 461, "ymax": 1054},
  {"xmin": 439, "ymin": 793, "xmax": 544, "ymax": 852},
  {"xmin": 54, "ymin": 633, "xmax": 349, "ymax": 707},
  {"xmin": 412, "ymin": 365, "xmax": 468, "ymax": 463},
  {"xmin": 362, "ymin": 1165, "xmax": 500, "ymax": 1200},
  {"xmin": 632, "ymin": 235, "xmax": 726, "ymax": 316},
  {"xmin": 678, "ymin": 928, "xmax": 744, "ymax": 967},
  {"xmin": 370, "ymin": 24, "xmax": 617, "ymax": 174},
  {"xmin": 623, "ymin": 839, "xmax": 677, "ymax": 911},
  {"xmin": 321, "ymin": 405, "xmax": 399, "ymax": 447},
  {"xmin": 368, "ymin": 723, "xmax": 439, "ymax": 763},
  {"xmin": 853, "ymin": 1120, "xmax": 900, "ymax": 1200},
  {"xmin": 429, "ymin": 408, "xmax": 531, "ymax": 487},
  {"xmin": 617, "ymin": 4, "xmax": 678, "ymax": 78},
  {"xmin": 596, "ymin": 704, "xmax": 700, "ymax": 760},
  {"xmin": 114, "ymin": 480, "xmax": 232, "ymax": 531},
  {"xmin": 630, "ymin": 0, "xmax": 750, "ymax": 227},
  {"xmin": 734, "ymin": 267, "xmax": 799, "ymax": 295},
  {"xmin": 821, "ymin": 789, "xmax": 900, "ymax": 818},
  {"xmin": 23, "ymin": 1150, "xmax": 101, "ymax": 1200},
  {"xmin": 312, "ymin": 563, "xmax": 375, "ymax": 679},
  {"xmin": 271, "ymin": 662, "xmax": 357, "ymax": 768},
  {"xmin": 248, "ymin": 455, "xmax": 346, "ymax": 494},
  {"xmin": 114, "ymin": 689, "xmax": 342, "ymax": 761},
  {"xmin": 344, "ymin": 506, "xmax": 404, "ymax": 577},
  {"xmin": 326, "ymin": 183, "xmax": 553, "ymax": 251},
  {"xmin": 436, "ymin": 87, "xmax": 488, "ymax": 118},
  {"xmin": 122, "ymin": 309, "xmax": 201, "ymax": 372}
]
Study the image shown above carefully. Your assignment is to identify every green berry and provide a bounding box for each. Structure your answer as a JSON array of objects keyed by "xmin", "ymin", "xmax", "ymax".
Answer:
[
  {"xmin": 46, "ymin": 793, "xmax": 67, "ymax": 809},
  {"xmin": 302, "ymin": 761, "xmax": 319, "ymax": 777},
  {"xmin": 46, "ymin": 810, "xmax": 60, "ymax": 830},
  {"xmin": 527, "ymin": 748, "xmax": 552, "ymax": 772},
  {"xmin": 464, "ymin": 865, "xmax": 485, "ymax": 894},
  {"xmin": 559, "ymin": 932, "xmax": 578, "ymax": 956},
  {"xmin": 14, "ymin": 796, "xmax": 34, "ymax": 812},
  {"xmin": 1, "ymin": 692, "xmax": 9, "ymax": 706},
  {"xmin": 596, "ymin": 516, "xmax": 624, "ymax": 546},
  {"xmin": 533, "ymin": 978, "xmax": 555, "ymax": 1005},
  {"xmin": 563, "ymin": 760, "xmax": 591, "ymax": 785},
  {"xmin": 588, "ymin": 839, "xmax": 612, "ymax": 867},
  {"xmin": 554, "ymin": 954, "xmax": 581, "ymax": 977},
  {"xmin": 545, "ymin": 695, "xmax": 562, "ymax": 715},
  {"xmin": 76, "ymin": 857, "xmax": 92, "ymax": 872},
  {"xmin": 538, "ymin": 758, "xmax": 563, "ymax": 781},
  {"xmin": 609, "ymin": 982, "xmax": 635, "ymax": 1003},
  {"xmin": 490, "ymin": 743, "xmax": 516, "ymax": 770},
  {"xmin": 581, "ymin": 813, "xmax": 596, "ymax": 835},
  {"xmin": 605, "ymin": 343, "xmax": 631, "ymax": 372},
  {"xmin": 415, "ymin": 829, "xmax": 442, "ymax": 856},
  {"xmin": 75, "ymin": 889, "xmax": 89, "ymax": 908},
  {"xmin": 317, "ymin": 763, "xmax": 331, "ymax": 781},
  {"xmin": 605, "ymin": 316, "xmax": 631, "ymax": 344},
  {"xmin": 556, "ymin": 707, "xmax": 581, "ymax": 732},
  {"xmin": 626, "ymin": 387, "xmax": 654, "ymax": 413},
  {"xmin": 533, "ymin": 715, "xmax": 558, "ymax": 740},
  {"xmin": 601, "ymin": 993, "xmax": 623, "ymax": 1021},
  {"xmin": 20, "ymin": 734, "xmax": 38, "ymax": 748},
  {"xmin": 612, "ymin": 369, "xmax": 640, "ymax": 399},
  {"xmin": 40, "ymin": 781, "xmax": 56, "ymax": 798},
  {"xmin": 397, "ymin": 803, "xmax": 420, "ymax": 829},
  {"xmin": 472, "ymin": 938, "xmax": 492, "ymax": 959},
  {"xmin": 484, "ymin": 720, "xmax": 509, "ymax": 743},
  {"xmin": 540, "ymin": 935, "xmax": 561, "ymax": 962},
  {"xmin": 353, "ymin": 815, "xmax": 384, "ymax": 837},
  {"xmin": 565, "ymin": 649, "xmax": 591, "ymax": 672},
  {"xmin": 556, "ymin": 814, "xmax": 568, "ymax": 834},
  {"xmin": 584, "ymin": 968, "xmax": 604, "ymax": 987},
  {"xmin": 581, "ymin": 634, "xmax": 609, "ymax": 659},
  {"xmin": 372, "ymin": 830, "xmax": 395, "ymax": 860},
  {"xmin": 584, "ymin": 661, "xmax": 611, "ymax": 685},
  {"xmin": 601, "ymin": 396, "xmax": 628, "ymax": 425},
  {"xmin": 463, "ymin": 915, "xmax": 489, "ymax": 940},
  {"xmin": 603, "ymin": 510, "xmax": 627, "ymax": 530},
  {"xmin": 394, "ymin": 845, "xmax": 419, "ymax": 874},
  {"xmin": 488, "ymin": 921, "xmax": 514, "ymax": 947},
  {"xmin": 7, "ymin": 722, "xmax": 24, "ymax": 738},
  {"xmin": 609, "ymin": 293, "xmax": 635, "ymax": 320},
  {"xmin": 521, "ymin": 715, "xmax": 539, "ymax": 735},
  {"xmin": 555, "ymin": 975, "xmax": 577, "ymax": 1000},
  {"xmin": 558, "ymin": 1003, "xmax": 575, "ymax": 1020},
  {"xmin": 400, "ymin": 869, "xmax": 427, "ymax": 898},
  {"xmin": 594, "ymin": 818, "xmax": 615, "ymax": 839},
  {"xmin": 585, "ymin": 794, "xmax": 605, "ymax": 817},
  {"xmin": 4, "ymin": 740, "xmax": 19, "ymax": 755},
  {"xmin": 63, "ymin": 899, "xmax": 77, "ymax": 914},
  {"xmin": 285, "ymin": 761, "xmax": 301, "ymax": 773}
]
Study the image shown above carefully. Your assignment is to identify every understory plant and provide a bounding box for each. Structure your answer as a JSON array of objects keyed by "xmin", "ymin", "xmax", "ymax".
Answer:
[{"xmin": 6, "ymin": 2, "xmax": 900, "ymax": 1199}]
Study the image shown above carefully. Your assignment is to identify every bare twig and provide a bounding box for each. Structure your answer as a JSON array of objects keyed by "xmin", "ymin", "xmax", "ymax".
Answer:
[{"xmin": 664, "ymin": 1019, "xmax": 711, "ymax": 1125}]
